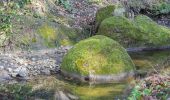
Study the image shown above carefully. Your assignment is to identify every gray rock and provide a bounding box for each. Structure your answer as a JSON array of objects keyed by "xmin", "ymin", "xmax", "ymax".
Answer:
[
  {"xmin": 0, "ymin": 70, "xmax": 12, "ymax": 82},
  {"xmin": 14, "ymin": 67, "xmax": 28, "ymax": 77}
]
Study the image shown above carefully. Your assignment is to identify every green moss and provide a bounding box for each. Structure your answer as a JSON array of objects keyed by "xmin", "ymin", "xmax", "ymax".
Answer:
[
  {"xmin": 134, "ymin": 15, "xmax": 170, "ymax": 45},
  {"xmin": 31, "ymin": 37, "xmax": 37, "ymax": 43},
  {"xmin": 95, "ymin": 5, "xmax": 115, "ymax": 27},
  {"xmin": 97, "ymin": 16, "xmax": 140, "ymax": 47},
  {"xmin": 97, "ymin": 15, "xmax": 170, "ymax": 47},
  {"xmin": 61, "ymin": 35, "xmax": 135, "ymax": 76},
  {"xmin": 37, "ymin": 24, "xmax": 57, "ymax": 47},
  {"xmin": 55, "ymin": 25, "xmax": 81, "ymax": 46}
]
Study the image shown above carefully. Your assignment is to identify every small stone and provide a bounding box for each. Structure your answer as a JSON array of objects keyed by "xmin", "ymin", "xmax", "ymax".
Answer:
[
  {"xmin": 0, "ymin": 66, "xmax": 4, "ymax": 70},
  {"xmin": 7, "ymin": 68, "xmax": 13, "ymax": 72},
  {"xmin": 0, "ymin": 70, "xmax": 12, "ymax": 82},
  {"xmin": 31, "ymin": 58, "xmax": 36, "ymax": 61},
  {"xmin": 41, "ymin": 69, "xmax": 51, "ymax": 75}
]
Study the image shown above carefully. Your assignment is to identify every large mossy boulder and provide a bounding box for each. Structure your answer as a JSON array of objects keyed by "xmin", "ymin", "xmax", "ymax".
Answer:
[
  {"xmin": 97, "ymin": 15, "xmax": 170, "ymax": 47},
  {"xmin": 61, "ymin": 35, "xmax": 135, "ymax": 83}
]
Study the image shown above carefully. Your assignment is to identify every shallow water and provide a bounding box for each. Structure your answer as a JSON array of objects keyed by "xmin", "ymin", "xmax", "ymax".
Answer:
[
  {"xmin": 130, "ymin": 50, "xmax": 170, "ymax": 71},
  {"xmin": 0, "ymin": 75, "xmax": 128, "ymax": 100}
]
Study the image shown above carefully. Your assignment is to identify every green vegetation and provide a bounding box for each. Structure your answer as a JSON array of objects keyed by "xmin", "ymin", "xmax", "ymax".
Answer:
[
  {"xmin": 128, "ymin": 76, "xmax": 170, "ymax": 100},
  {"xmin": 152, "ymin": 2, "xmax": 170, "ymax": 15},
  {"xmin": 0, "ymin": 1, "xmax": 18, "ymax": 48},
  {"xmin": 62, "ymin": 35, "xmax": 135, "ymax": 76},
  {"xmin": 97, "ymin": 15, "xmax": 170, "ymax": 47},
  {"xmin": 17, "ymin": 0, "xmax": 32, "ymax": 8},
  {"xmin": 127, "ymin": 0, "xmax": 169, "ymax": 15},
  {"xmin": 0, "ymin": 0, "xmax": 32, "ymax": 49}
]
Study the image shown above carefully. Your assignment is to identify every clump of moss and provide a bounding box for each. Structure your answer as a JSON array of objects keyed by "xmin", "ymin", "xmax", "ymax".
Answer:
[
  {"xmin": 55, "ymin": 25, "xmax": 83, "ymax": 46},
  {"xmin": 95, "ymin": 5, "xmax": 115, "ymax": 28},
  {"xmin": 37, "ymin": 24, "xmax": 57, "ymax": 47},
  {"xmin": 37, "ymin": 23, "xmax": 82, "ymax": 47},
  {"xmin": 97, "ymin": 15, "xmax": 170, "ymax": 47},
  {"xmin": 61, "ymin": 35, "xmax": 135, "ymax": 76}
]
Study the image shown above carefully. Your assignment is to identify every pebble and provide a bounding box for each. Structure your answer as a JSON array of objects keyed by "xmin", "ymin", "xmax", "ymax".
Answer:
[
  {"xmin": 7, "ymin": 68, "xmax": 12, "ymax": 72},
  {"xmin": 0, "ymin": 66, "xmax": 4, "ymax": 70},
  {"xmin": 0, "ymin": 70, "xmax": 12, "ymax": 82}
]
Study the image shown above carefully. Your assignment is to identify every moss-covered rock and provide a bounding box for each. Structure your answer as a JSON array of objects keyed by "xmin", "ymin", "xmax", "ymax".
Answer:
[
  {"xmin": 95, "ymin": 5, "xmax": 115, "ymax": 29},
  {"xmin": 134, "ymin": 15, "xmax": 170, "ymax": 45},
  {"xmin": 61, "ymin": 35, "xmax": 135, "ymax": 83},
  {"xmin": 97, "ymin": 15, "xmax": 170, "ymax": 47},
  {"xmin": 37, "ymin": 23, "xmax": 83, "ymax": 47}
]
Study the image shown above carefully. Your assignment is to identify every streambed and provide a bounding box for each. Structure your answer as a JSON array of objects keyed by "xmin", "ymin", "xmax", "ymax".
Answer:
[{"xmin": 0, "ymin": 50, "xmax": 169, "ymax": 100}]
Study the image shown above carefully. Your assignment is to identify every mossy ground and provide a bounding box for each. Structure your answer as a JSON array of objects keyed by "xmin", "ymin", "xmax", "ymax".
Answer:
[
  {"xmin": 8, "ymin": 15, "xmax": 85, "ymax": 49},
  {"xmin": 97, "ymin": 15, "xmax": 170, "ymax": 47},
  {"xmin": 61, "ymin": 35, "xmax": 134, "ymax": 76}
]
